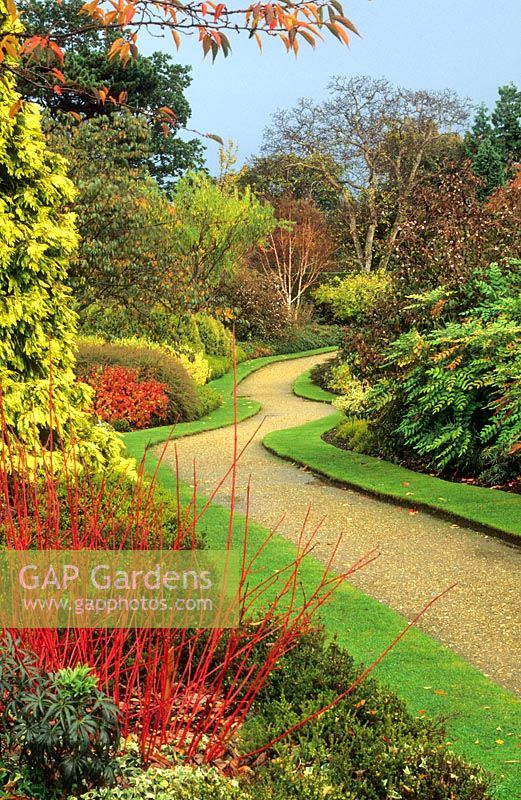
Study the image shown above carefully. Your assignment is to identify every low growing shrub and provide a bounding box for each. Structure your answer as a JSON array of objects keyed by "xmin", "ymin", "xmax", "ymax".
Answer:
[
  {"xmin": 268, "ymin": 323, "xmax": 343, "ymax": 354},
  {"xmin": 76, "ymin": 752, "xmax": 246, "ymax": 800},
  {"xmin": 332, "ymin": 375, "xmax": 372, "ymax": 417},
  {"xmin": 83, "ymin": 366, "xmax": 170, "ymax": 430},
  {"xmin": 0, "ymin": 643, "xmax": 120, "ymax": 795},
  {"xmin": 206, "ymin": 354, "xmax": 232, "ymax": 380},
  {"xmin": 17, "ymin": 665, "xmax": 121, "ymax": 793},
  {"xmin": 332, "ymin": 417, "xmax": 376, "ymax": 454},
  {"xmin": 313, "ymin": 271, "xmax": 392, "ymax": 323},
  {"xmin": 242, "ymin": 631, "xmax": 491, "ymax": 800},
  {"xmin": 76, "ymin": 342, "xmax": 201, "ymax": 423},
  {"xmin": 197, "ymin": 384, "xmax": 224, "ymax": 416}
]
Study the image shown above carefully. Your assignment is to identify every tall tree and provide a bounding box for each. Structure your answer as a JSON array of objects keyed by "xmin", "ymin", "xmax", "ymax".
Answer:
[
  {"xmin": 254, "ymin": 196, "xmax": 335, "ymax": 318},
  {"xmin": 464, "ymin": 105, "xmax": 505, "ymax": 199},
  {"xmin": 491, "ymin": 83, "xmax": 521, "ymax": 164},
  {"xmin": 240, "ymin": 152, "xmax": 342, "ymax": 210},
  {"xmin": 466, "ymin": 85, "xmax": 521, "ymax": 197},
  {"xmin": 472, "ymin": 135, "xmax": 506, "ymax": 199},
  {"xmin": 263, "ymin": 76, "xmax": 469, "ymax": 272},
  {"xmin": 45, "ymin": 111, "xmax": 187, "ymax": 315},
  {"xmin": 166, "ymin": 172, "xmax": 278, "ymax": 309},
  {"xmin": 0, "ymin": 0, "xmax": 126, "ymax": 470}
]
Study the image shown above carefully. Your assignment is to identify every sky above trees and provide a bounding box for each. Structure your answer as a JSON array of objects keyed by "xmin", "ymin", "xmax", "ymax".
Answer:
[{"xmin": 138, "ymin": 0, "xmax": 520, "ymax": 173}]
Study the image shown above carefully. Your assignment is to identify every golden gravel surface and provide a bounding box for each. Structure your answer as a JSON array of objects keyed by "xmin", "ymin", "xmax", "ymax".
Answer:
[{"xmin": 160, "ymin": 354, "xmax": 521, "ymax": 695}]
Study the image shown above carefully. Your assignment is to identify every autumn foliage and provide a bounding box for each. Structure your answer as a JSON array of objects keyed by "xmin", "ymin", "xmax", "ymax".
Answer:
[
  {"xmin": 83, "ymin": 365, "xmax": 170, "ymax": 430},
  {"xmin": 1, "ymin": 0, "xmax": 359, "ymax": 116},
  {"xmin": 255, "ymin": 196, "xmax": 335, "ymax": 318}
]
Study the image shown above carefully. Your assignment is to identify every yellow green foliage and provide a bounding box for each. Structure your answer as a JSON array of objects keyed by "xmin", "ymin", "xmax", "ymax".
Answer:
[
  {"xmin": 313, "ymin": 271, "xmax": 392, "ymax": 322},
  {"xmin": 0, "ymin": 8, "xmax": 129, "ymax": 473}
]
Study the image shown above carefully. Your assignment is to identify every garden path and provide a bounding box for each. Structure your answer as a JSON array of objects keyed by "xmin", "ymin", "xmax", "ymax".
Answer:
[{"xmin": 162, "ymin": 353, "xmax": 521, "ymax": 695}]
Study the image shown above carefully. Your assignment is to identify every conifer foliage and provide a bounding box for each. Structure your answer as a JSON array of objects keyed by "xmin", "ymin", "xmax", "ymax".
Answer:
[{"xmin": 0, "ymin": 1, "xmax": 127, "ymax": 471}]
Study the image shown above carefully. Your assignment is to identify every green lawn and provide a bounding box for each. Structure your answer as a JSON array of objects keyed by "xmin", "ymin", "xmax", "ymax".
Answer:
[
  {"xmin": 275, "ymin": 369, "xmax": 521, "ymax": 545},
  {"xmin": 123, "ymin": 353, "xmax": 521, "ymax": 800}
]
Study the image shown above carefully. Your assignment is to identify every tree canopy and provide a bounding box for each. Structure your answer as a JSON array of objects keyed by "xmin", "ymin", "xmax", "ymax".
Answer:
[
  {"xmin": 17, "ymin": 0, "xmax": 204, "ymax": 185},
  {"xmin": 465, "ymin": 84, "xmax": 521, "ymax": 198},
  {"xmin": 263, "ymin": 75, "xmax": 470, "ymax": 272}
]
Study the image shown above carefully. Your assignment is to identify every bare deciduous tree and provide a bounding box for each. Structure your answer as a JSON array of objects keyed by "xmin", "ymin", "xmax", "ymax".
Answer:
[
  {"xmin": 263, "ymin": 75, "xmax": 470, "ymax": 272},
  {"xmin": 254, "ymin": 196, "xmax": 335, "ymax": 318}
]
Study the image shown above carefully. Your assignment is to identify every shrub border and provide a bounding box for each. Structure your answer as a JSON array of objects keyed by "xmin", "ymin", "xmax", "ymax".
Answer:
[{"xmin": 123, "ymin": 351, "xmax": 521, "ymax": 800}]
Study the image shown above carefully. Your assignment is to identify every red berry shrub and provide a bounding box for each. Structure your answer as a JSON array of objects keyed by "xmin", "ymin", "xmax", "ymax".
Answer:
[{"xmin": 85, "ymin": 365, "xmax": 169, "ymax": 430}]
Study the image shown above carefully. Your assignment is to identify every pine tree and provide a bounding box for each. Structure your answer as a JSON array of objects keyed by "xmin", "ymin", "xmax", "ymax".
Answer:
[
  {"xmin": 472, "ymin": 136, "xmax": 506, "ymax": 199},
  {"xmin": 0, "ymin": 0, "xmax": 129, "ymax": 472},
  {"xmin": 491, "ymin": 83, "xmax": 521, "ymax": 164},
  {"xmin": 464, "ymin": 103, "xmax": 493, "ymax": 158}
]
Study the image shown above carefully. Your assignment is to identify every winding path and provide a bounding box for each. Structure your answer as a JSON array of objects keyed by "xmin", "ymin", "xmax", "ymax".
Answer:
[{"xmin": 162, "ymin": 353, "xmax": 521, "ymax": 695}]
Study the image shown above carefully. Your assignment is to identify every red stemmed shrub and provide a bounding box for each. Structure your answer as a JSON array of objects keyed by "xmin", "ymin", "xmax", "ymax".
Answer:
[
  {"xmin": 84, "ymin": 365, "xmax": 170, "ymax": 430},
  {"xmin": 0, "ymin": 417, "xmax": 382, "ymax": 764}
]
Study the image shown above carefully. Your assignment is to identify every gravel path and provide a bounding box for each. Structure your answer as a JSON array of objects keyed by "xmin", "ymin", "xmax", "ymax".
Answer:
[{"xmin": 161, "ymin": 354, "xmax": 521, "ymax": 695}]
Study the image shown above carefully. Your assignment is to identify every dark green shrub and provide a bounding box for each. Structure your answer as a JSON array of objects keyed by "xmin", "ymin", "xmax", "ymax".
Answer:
[
  {"xmin": 367, "ymin": 264, "xmax": 521, "ymax": 480},
  {"xmin": 17, "ymin": 665, "xmax": 120, "ymax": 793},
  {"xmin": 0, "ymin": 634, "xmax": 41, "ymax": 754},
  {"xmin": 76, "ymin": 342, "xmax": 201, "ymax": 423},
  {"xmin": 268, "ymin": 323, "xmax": 343, "ymax": 353},
  {"xmin": 310, "ymin": 360, "xmax": 336, "ymax": 391},
  {"xmin": 243, "ymin": 630, "xmax": 491, "ymax": 800},
  {"xmin": 0, "ymin": 643, "xmax": 120, "ymax": 795}
]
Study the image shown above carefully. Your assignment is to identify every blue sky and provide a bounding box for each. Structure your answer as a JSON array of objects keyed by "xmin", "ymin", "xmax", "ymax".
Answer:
[{"xmin": 143, "ymin": 0, "xmax": 521, "ymax": 174}]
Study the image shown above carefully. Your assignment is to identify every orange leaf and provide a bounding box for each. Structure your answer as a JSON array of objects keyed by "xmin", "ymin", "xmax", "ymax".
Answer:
[
  {"xmin": 48, "ymin": 40, "xmax": 65, "ymax": 64},
  {"xmin": 8, "ymin": 99, "xmax": 22, "ymax": 118},
  {"xmin": 51, "ymin": 67, "xmax": 66, "ymax": 82}
]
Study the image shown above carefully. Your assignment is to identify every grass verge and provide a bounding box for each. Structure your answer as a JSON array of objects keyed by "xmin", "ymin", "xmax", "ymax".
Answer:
[
  {"xmin": 123, "ymin": 347, "xmax": 337, "ymax": 452},
  {"xmin": 123, "ymin": 356, "xmax": 521, "ymax": 800},
  {"xmin": 271, "ymin": 369, "xmax": 521, "ymax": 545}
]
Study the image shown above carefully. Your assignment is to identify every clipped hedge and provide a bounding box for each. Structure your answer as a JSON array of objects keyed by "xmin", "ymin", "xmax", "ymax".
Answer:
[{"xmin": 76, "ymin": 342, "xmax": 201, "ymax": 423}]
